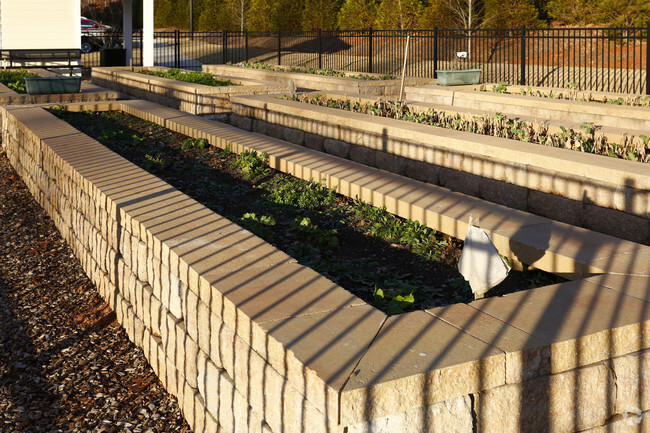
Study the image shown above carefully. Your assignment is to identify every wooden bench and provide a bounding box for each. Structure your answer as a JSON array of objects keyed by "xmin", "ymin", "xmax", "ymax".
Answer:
[{"xmin": 1, "ymin": 49, "xmax": 81, "ymax": 76}]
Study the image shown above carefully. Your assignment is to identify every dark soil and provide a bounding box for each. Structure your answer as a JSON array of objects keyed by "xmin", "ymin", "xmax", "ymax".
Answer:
[{"xmin": 55, "ymin": 109, "xmax": 564, "ymax": 314}]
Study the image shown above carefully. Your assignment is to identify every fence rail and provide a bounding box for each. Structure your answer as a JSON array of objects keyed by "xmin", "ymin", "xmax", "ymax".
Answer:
[{"xmin": 81, "ymin": 24, "xmax": 650, "ymax": 94}]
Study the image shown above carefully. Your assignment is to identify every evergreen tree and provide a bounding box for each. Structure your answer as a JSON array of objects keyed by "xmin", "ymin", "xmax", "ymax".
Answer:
[
  {"xmin": 337, "ymin": 0, "xmax": 377, "ymax": 30},
  {"xmin": 302, "ymin": 0, "xmax": 340, "ymax": 30},
  {"xmin": 485, "ymin": 0, "xmax": 544, "ymax": 28},
  {"xmin": 248, "ymin": 0, "xmax": 276, "ymax": 30},
  {"xmin": 595, "ymin": 0, "xmax": 650, "ymax": 27},
  {"xmin": 197, "ymin": 0, "xmax": 231, "ymax": 30},
  {"xmin": 273, "ymin": 0, "xmax": 305, "ymax": 30},
  {"xmin": 375, "ymin": 0, "xmax": 422, "ymax": 30},
  {"xmin": 419, "ymin": 0, "xmax": 455, "ymax": 28},
  {"xmin": 546, "ymin": 0, "xmax": 598, "ymax": 25}
]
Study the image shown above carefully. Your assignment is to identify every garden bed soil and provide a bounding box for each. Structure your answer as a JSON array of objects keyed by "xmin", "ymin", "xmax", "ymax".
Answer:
[{"xmin": 55, "ymin": 109, "xmax": 563, "ymax": 313}]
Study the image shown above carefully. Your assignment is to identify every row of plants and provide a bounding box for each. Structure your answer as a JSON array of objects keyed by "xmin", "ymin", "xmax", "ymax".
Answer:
[
  {"xmin": 490, "ymin": 81, "xmax": 650, "ymax": 107},
  {"xmin": 139, "ymin": 68, "xmax": 239, "ymax": 87},
  {"xmin": 291, "ymin": 94, "xmax": 649, "ymax": 163},
  {"xmin": 51, "ymin": 107, "xmax": 561, "ymax": 314},
  {"xmin": 0, "ymin": 69, "xmax": 39, "ymax": 94},
  {"xmin": 228, "ymin": 61, "xmax": 396, "ymax": 80}
]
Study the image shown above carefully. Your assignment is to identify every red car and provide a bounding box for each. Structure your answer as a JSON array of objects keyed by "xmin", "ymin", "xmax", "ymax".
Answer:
[{"xmin": 81, "ymin": 17, "xmax": 122, "ymax": 53}]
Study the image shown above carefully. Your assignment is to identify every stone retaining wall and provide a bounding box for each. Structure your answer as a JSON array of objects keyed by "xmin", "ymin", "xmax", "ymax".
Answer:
[
  {"xmin": 202, "ymin": 64, "xmax": 435, "ymax": 96},
  {"xmin": 230, "ymin": 94, "xmax": 650, "ymax": 245},
  {"xmin": 91, "ymin": 67, "xmax": 288, "ymax": 115},
  {"xmin": 405, "ymin": 84, "xmax": 650, "ymax": 131},
  {"xmin": 3, "ymin": 102, "xmax": 650, "ymax": 433}
]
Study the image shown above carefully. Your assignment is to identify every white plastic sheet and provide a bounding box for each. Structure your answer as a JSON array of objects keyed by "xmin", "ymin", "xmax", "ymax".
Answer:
[{"xmin": 458, "ymin": 217, "xmax": 511, "ymax": 298}]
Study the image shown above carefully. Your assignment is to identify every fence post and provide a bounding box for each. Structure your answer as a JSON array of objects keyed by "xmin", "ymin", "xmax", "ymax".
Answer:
[
  {"xmin": 646, "ymin": 21, "xmax": 650, "ymax": 95},
  {"xmin": 245, "ymin": 30, "xmax": 249, "ymax": 62},
  {"xmin": 520, "ymin": 24, "xmax": 526, "ymax": 85},
  {"xmin": 278, "ymin": 30, "xmax": 282, "ymax": 65},
  {"xmin": 433, "ymin": 26, "xmax": 438, "ymax": 79},
  {"xmin": 368, "ymin": 27, "xmax": 373, "ymax": 73},
  {"xmin": 174, "ymin": 29, "xmax": 180, "ymax": 69},
  {"xmin": 318, "ymin": 28, "xmax": 323, "ymax": 69},
  {"xmin": 222, "ymin": 30, "xmax": 228, "ymax": 64}
]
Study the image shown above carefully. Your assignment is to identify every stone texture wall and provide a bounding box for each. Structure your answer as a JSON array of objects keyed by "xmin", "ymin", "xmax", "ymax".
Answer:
[
  {"xmin": 3, "ymin": 103, "xmax": 650, "ymax": 433},
  {"xmin": 230, "ymin": 98, "xmax": 650, "ymax": 245},
  {"xmin": 91, "ymin": 67, "xmax": 288, "ymax": 115}
]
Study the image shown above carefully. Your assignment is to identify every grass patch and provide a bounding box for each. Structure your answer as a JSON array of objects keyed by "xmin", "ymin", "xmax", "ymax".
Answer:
[
  {"xmin": 52, "ymin": 107, "xmax": 564, "ymax": 314},
  {"xmin": 140, "ymin": 68, "xmax": 239, "ymax": 87}
]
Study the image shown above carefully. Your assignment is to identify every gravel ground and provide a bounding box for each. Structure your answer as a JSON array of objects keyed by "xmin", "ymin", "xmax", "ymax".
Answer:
[{"xmin": 0, "ymin": 149, "xmax": 191, "ymax": 433}]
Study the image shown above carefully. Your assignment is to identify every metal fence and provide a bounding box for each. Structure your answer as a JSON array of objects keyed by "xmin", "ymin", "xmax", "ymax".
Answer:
[{"xmin": 82, "ymin": 24, "xmax": 650, "ymax": 94}]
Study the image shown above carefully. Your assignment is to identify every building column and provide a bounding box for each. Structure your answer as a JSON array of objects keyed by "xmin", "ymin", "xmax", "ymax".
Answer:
[
  {"xmin": 143, "ymin": 0, "xmax": 154, "ymax": 66},
  {"xmin": 123, "ymin": 0, "xmax": 133, "ymax": 66}
]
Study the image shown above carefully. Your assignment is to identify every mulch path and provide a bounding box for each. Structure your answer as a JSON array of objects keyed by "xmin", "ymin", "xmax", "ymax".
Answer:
[{"xmin": 0, "ymin": 149, "xmax": 191, "ymax": 433}]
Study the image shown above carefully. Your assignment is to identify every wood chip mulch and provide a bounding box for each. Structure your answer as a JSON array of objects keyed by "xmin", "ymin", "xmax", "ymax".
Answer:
[{"xmin": 0, "ymin": 149, "xmax": 191, "ymax": 433}]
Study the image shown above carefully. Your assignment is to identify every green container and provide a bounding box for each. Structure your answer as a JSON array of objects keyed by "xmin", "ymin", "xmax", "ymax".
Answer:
[
  {"xmin": 436, "ymin": 69, "xmax": 482, "ymax": 86},
  {"xmin": 24, "ymin": 77, "xmax": 82, "ymax": 95}
]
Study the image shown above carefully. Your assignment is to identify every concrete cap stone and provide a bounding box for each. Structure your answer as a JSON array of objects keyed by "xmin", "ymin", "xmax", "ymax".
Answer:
[
  {"xmin": 341, "ymin": 310, "xmax": 504, "ymax": 424},
  {"xmin": 427, "ymin": 303, "xmax": 550, "ymax": 382},
  {"xmin": 470, "ymin": 279, "xmax": 650, "ymax": 372}
]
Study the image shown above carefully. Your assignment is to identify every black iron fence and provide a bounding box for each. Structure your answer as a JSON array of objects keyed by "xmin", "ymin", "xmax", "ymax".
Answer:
[{"xmin": 82, "ymin": 24, "xmax": 650, "ymax": 94}]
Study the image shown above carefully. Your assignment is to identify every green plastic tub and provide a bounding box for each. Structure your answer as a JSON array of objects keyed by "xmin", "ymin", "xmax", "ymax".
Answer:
[
  {"xmin": 435, "ymin": 69, "xmax": 482, "ymax": 86},
  {"xmin": 25, "ymin": 77, "xmax": 82, "ymax": 95}
]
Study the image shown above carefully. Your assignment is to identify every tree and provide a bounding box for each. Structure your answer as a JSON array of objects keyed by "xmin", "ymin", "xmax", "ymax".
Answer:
[
  {"xmin": 375, "ymin": 0, "xmax": 422, "ymax": 30},
  {"xmin": 337, "ymin": 0, "xmax": 377, "ymax": 30},
  {"xmin": 484, "ymin": 0, "xmax": 544, "ymax": 28},
  {"xmin": 419, "ymin": 0, "xmax": 455, "ymax": 28},
  {"xmin": 595, "ymin": 0, "xmax": 650, "ymax": 27},
  {"xmin": 273, "ymin": 0, "xmax": 305, "ymax": 30},
  {"xmin": 302, "ymin": 0, "xmax": 340, "ymax": 30},
  {"xmin": 197, "ymin": 0, "xmax": 231, "ymax": 30},
  {"xmin": 546, "ymin": 0, "xmax": 598, "ymax": 25},
  {"xmin": 248, "ymin": 0, "xmax": 276, "ymax": 30},
  {"xmin": 229, "ymin": 0, "xmax": 252, "ymax": 30}
]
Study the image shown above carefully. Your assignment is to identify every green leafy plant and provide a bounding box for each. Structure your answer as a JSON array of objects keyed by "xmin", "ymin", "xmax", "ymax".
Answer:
[
  {"xmin": 238, "ymin": 212, "xmax": 276, "ymax": 238},
  {"xmin": 141, "ymin": 68, "xmax": 239, "ymax": 87},
  {"xmin": 291, "ymin": 216, "xmax": 339, "ymax": 249},
  {"xmin": 259, "ymin": 177, "xmax": 337, "ymax": 210},
  {"xmin": 0, "ymin": 69, "xmax": 39, "ymax": 94},
  {"xmin": 231, "ymin": 149, "xmax": 270, "ymax": 178},
  {"xmin": 143, "ymin": 153, "xmax": 167, "ymax": 172},
  {"xmin": 493, "ymin": 81, "xmax": 508, "ymax": 93},
  {"xmin": 181, "ymin": 137, "xmax": 208, "ymax": 150}
]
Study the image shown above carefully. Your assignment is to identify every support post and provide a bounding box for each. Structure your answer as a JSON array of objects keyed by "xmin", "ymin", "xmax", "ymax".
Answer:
[
  {"xmin": 278, "ymin": 30, "xmax": 282, "ymax": 65},
  {"xmin": 222, "ymin": 30, "xmax": 228, "ymax": 64},
  {"xmin": 245, "ymin": 30, "xmax": 249, "ymax": 62},
  {"xmin": 123, "ymin": 0, "xmax": 133, "ymax": 67},
  {"xmin": 368, "ymin": 27, "xmax": 373, "ymax": 73},
  {"xmin": 646, "ymin": 21, "xmax": 650, "ymax": 95},
  {"xmin": 433, "ymin": 26, "xmax": 438, "ymax": 79},
  {"xmin": 520, "ymin": 24, "xmax": 526, "ymax": 85},
  {"xmin": 318, "ymin": 28, "xmax": 323, "ymax": 69},
  {"xmin": 142, "ymin": 0, "xmax": 154, "ymax": 67}
]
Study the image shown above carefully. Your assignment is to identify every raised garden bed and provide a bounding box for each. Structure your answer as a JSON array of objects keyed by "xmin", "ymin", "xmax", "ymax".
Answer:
[
  {"xmin": 91, "ymin": 66, "xmax": 289, "ymax": 115},
  {"xmin": 483, "ymin": 81, "xmax": 650, "ymax": 107},
  {"xmin": 203, "ymin": 63, "xmax": 436, "ymax": 96},
  {"xmin": 5, "ymin": 100, "xmax": 650, "ymax": 433},
  {"xmin": 229, "ymin": 92, "xmax": 650, "ymax": 244},
  {"xmin": 52, "ymin": 107, "xmax": 562, "ymax": 313},
  {"xmin": 292, "ymin": 93, "xmax": 649, "ymax": 163},
  {"xmin": 405, "ymin": 83, "xmax": 650, "ymax": 130}
]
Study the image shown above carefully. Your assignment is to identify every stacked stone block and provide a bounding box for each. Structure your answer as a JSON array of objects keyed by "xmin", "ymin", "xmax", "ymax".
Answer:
[
  {"xmin": 229, "ymin": 94, "xmax": 650, "ymax": 245},
  {"xmin": 91, "ymin": 67, "xmax": 289, "ymax": 116},
  {"xmin": 3, "ymin": 102, "xmax": 650, "ymax": 433}
]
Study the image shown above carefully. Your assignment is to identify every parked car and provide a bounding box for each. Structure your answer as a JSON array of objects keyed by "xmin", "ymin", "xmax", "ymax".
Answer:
[{"xmin": 81, "ymin": 17, "xmax": 122, "ymax": 54}]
